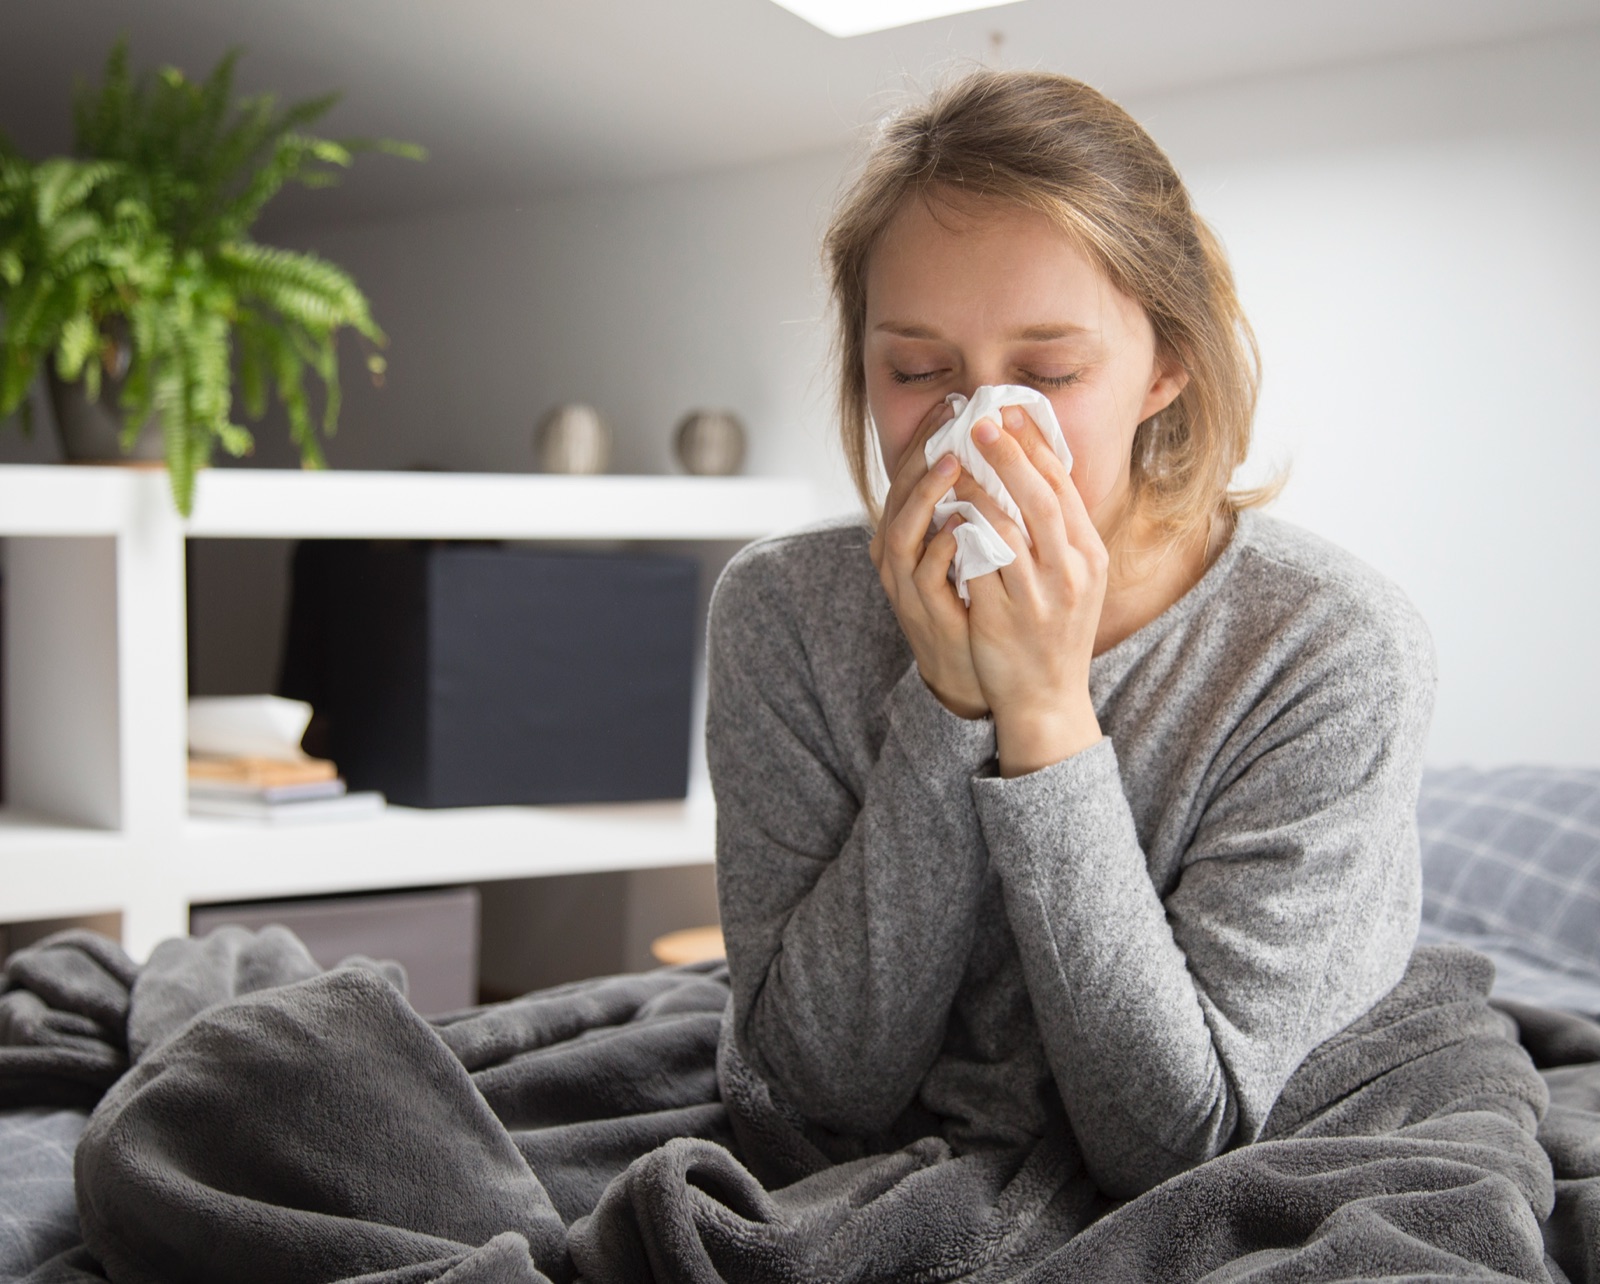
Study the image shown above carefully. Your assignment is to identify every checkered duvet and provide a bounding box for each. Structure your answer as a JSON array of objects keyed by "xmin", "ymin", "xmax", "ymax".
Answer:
[{"xmin": 1418, "ymin": 764, "xmax": 1600, "ymax": 1015}]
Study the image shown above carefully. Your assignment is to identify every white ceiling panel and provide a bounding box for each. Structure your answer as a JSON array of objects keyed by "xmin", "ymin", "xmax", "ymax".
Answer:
[{"xmin": 1, "ymin": 0, "xmax": 1595, "ymax": 228}]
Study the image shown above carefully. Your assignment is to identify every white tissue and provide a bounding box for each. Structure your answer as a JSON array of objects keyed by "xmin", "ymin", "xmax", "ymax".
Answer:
[{"xmin": 924, "ymin": 385, "xmax": 1073, "ymax": 604}]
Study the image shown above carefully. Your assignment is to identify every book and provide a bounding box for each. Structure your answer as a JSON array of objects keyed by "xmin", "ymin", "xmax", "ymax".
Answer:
[
  {"xmin": 188, "ymin": 777, "xmax": 348, "ymax": 804},
  {"xmin": 187, "ymin": 790, "xmax": 386, "ymax": 824},
  {"xmin": 188, "ymin": 754, "xmax": 338, "ymax": 789}
]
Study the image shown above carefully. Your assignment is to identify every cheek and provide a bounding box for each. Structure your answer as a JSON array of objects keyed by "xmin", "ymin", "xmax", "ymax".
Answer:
[
  {"xmin": 866, "ymin": 377, "xmax": 941, "ymax": 473},
  {"xmin": 1052, "ymin": 390, "xmax": 1139, "ymax": 511}
]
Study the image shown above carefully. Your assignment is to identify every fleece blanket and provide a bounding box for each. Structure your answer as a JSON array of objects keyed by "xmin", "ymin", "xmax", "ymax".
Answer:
[{"xmin": 1, "ymin": 927, "xmax": 1597, "ymax": 1284}]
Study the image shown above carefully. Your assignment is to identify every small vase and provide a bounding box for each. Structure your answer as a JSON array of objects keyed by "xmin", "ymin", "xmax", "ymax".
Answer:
[
  {"xmin": 534, "ymin": 403, "xmax": 610, "ymax": 475},
  {"xmin": 46, "ymin": 369, "xmax": 163, "ymax": 465},
  {"xmin": 673, "ymin": 409, "xmax": 746, "ymax": 476}
]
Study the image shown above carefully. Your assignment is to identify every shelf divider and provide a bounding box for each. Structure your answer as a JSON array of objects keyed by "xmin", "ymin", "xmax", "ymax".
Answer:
[{"xmin": 3, "ymin": 537, "xmax": 122, "ymax": 828}]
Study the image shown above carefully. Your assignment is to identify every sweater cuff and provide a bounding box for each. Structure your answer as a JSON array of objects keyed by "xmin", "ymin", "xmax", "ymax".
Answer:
[
  {"xmin": 882, "ymin": 663, "xmax": 997, "ymax": 780},
  {"xmin": 970, "ymin": 736, "xmax": 1131, "ymax": 876}
]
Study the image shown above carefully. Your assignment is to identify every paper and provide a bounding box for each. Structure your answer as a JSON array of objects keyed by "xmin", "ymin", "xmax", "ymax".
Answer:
[{"xmin": 924, "ymin": 385, "xmax": 1073, "ymax": 604}]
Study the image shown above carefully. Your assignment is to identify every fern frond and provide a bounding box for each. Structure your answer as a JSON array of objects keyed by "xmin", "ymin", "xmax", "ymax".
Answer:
[
  {"xmin": 34, "ymin": 158, "xmax": 119, "ymax": 224},
  {"xmin": 55, "ymin": 312, "xmax": 99, "ymax": 381},
  {"xmin": 41, "ymin": 209, "xmax": 102, "ymax": 260},
  {"xmin": 73, "ymin": 38, "xmax": 134, "ymax": 162},
  {"xmin": 0, "ymin": 348, "xmax": 39, "ymax": 417},
  {"xmin": 337, "ymin": 137, "xmax": 430, "ymax": 164},
  {"xmin": 216, "ymin": 420, "xmax": 253, "ymax": 456},
  {"xmin": 217, "ymin": 241, "xmax": 379, "ymax": 338}
]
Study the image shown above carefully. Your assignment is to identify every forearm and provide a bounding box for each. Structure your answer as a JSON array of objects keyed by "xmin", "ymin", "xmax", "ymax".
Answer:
[
  {"xmin": 715, "ymin": 664, "xmax": 996, "ymax": 1134},
  {"xmin": 975, "ymin": 741, "xmax": 1238, "ymax": 1196}
]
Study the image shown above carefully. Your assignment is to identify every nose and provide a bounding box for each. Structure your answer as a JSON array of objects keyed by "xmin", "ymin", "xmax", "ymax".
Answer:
[{"xmin": 958, "ymin": 362, "xmax": 1012, "ymax": 397}]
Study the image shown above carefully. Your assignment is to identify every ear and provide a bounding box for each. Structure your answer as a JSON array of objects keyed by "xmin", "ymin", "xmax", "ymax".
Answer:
[{"xmin": 1140, "ymin": 350, "xmax": 1189, "ymax": 422}]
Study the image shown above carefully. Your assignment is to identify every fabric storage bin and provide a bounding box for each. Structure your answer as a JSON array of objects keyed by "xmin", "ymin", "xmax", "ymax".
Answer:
[
  {"xmin": 279, "ymin": 540, "xmax": 699, "ymax": 807},
  {"xmin": 189, "ymin": 885, "xmax": 480, "ymax": 1016}
]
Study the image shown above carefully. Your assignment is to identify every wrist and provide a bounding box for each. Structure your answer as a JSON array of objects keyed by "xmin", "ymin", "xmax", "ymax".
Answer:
[
  {"xmin": 993, "ymin": 698, "xmax": 1101, "ymax": 777},
  {"xmin": 917, "ymin": 665, "xmax": 988, "ymax": 721},
  {"xmin": 930, "ymin": 684, "xmax": 988, "ymax": 721}
]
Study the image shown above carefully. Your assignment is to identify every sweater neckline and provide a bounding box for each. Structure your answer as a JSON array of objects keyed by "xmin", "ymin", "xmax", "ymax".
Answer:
[{"xmin": 1088, "ymin": 508, "xmax": 1259, "ymax": 696}]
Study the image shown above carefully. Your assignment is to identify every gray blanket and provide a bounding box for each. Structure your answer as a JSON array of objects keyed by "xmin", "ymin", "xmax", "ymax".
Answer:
[{"xmin": 1, "ymin": 928, "xmax": 1597, "ymax": 1283}]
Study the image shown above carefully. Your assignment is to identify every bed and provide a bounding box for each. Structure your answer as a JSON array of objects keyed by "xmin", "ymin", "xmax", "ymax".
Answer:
[{"xmin": 2, "ymin": 764, "xmax": 1598, "ymax": 1283}]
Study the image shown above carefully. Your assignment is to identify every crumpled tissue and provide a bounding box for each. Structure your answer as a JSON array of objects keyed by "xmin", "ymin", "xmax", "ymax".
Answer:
[{"xmin": 924, "ymin": 384, "xmax": 1072, "ymax": 604}]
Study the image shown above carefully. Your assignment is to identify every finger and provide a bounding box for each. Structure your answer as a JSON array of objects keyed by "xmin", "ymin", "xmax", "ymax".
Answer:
[
  {"xmin": 951, "ymin": 470, "xmax": 1030, "ymax": 562},
  {"xmin": 998, "ymin": 405, "xmax": 1098, "ymax": 555},
  {"xmin": 882, "ymin": 397, "xmax": 959, "ymax": 525},
  {"xmin": 963, "ymin": 563, "xmax": 1006, "ymax": 611},
  {"xmin": 1000, "ymin": 405, "xmax": 1072, "ymax": 492},
  {"xmin": 915, "ymin": 394, "xmax": 960, "ymax": 450},
  {"xmin": 884, "ymin": 453, "xmax": 960, "ymax": 569},
  {"xmin": 971, "ymin": 420, "xmax": 1069, "ymax": 565},
  {"xmin": 911, "ymin": 521, "xmax": 967, "ymax": 621}
]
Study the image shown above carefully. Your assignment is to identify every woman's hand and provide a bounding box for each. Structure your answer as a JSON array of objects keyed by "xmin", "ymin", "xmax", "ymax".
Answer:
[
  {"xmin": 959, "ymin": 405, "xmax": 1107, "ymax": 775},
  {"xmin": 868, "ymin": 399, "xmax": 989, "ymax": 720}
]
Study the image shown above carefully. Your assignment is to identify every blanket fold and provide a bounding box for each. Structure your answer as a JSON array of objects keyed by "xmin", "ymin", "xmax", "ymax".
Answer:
[{"xmin": 3, "ymin": 929, "xmax": 1599, "ymax": 1283}]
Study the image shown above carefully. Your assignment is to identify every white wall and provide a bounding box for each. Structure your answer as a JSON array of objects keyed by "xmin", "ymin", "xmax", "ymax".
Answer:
[{"xmin": 1139, "ymin": 34, "xmax": 1600, "ymax": 768}]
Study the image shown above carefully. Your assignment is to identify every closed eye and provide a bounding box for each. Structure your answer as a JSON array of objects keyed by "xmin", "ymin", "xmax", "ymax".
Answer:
[
  {"xmin": 1022, "ymin": 371, "xmax": 1080, "ymax": 389},
  {"xmin": 889, "ymin": 368, "xmax": 944, "ymax": 385}
]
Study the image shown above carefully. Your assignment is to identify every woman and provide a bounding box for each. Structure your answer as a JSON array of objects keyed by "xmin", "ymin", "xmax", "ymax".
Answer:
[{"xmin": 706, "ymin": 68, "xmax": 1435, "ymax": 1201}]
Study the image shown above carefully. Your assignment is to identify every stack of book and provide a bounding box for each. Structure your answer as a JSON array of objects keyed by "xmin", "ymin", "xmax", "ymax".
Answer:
[{"xmin": 188, "ymin": 754, "xmax": 385, "ymax": 824}]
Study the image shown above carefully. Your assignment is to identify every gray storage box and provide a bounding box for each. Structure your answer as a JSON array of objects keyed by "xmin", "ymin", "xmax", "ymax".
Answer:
[{"xmin": 190, "ymin": 885, "xmax": 479, "ymax": 1016}]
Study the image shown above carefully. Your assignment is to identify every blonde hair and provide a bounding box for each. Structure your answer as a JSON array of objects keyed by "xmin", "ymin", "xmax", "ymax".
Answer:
[{"xmin": 825, "ymin": 68, "xmax": 1273, "ymax": 544}]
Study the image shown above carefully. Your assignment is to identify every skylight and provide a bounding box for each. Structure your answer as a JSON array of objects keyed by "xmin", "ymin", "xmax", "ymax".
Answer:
[{"xmin": 769, "ymin": 0, "xmax": 1023, "ymax": 38}]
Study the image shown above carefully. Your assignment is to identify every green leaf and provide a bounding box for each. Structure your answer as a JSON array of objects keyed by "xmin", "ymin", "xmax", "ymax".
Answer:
[
  {"xmin": 42, "ymin": 209, "xmax": 103, "ymax": 260},
  {"xmin": 0, "ymin": 349, "xmax": 39, "ymax": 418},
  {"xmin": 34, "ymin": 158, "xmax": 119, "ymax": 224},
  {"xmin": 56, "ymin": 312, "xmax": 98, "ymax": 380},
  {"xmin": 216, "ymin": 420, "xmax": 253, "ymax": 456},
  {"xmin": 307, "ymin": 138, "xmax": 352, "ymax": 167}
]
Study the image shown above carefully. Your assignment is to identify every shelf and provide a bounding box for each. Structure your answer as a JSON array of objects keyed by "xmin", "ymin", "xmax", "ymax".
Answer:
[
  {"xmin": 0, "ymin": 465, "xmax": 816, "ymax": 540},
  {"xmin": 181, "ymin": 792, "xmax": 717, "ymax": 905},
  {"xmin": 0, "ymin": 466, "xmax": 164, "ymax": 536},
  {"xmin": 0, "ymin": 462, "xmax": 810, "ymax": 959},
  {"xmin": 0, "ymin": 808, "xmax": 129, "ymax": 923},
  {"xmin": 1, "ymin": 795, "xmax": 715, "ymax": 938},
  {"xmin": 0, "ymin": 806, "xmax": 124, "ymax": 851}
]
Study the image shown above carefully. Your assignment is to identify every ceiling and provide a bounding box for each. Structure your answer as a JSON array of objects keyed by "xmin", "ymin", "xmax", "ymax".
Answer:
[{"xmin": 3, "ymin": 0, "xmax": 1598, "ymax": 230}]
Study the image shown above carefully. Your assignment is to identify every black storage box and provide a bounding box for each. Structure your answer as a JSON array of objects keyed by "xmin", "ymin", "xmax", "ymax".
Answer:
[{"xmin": 279, "ymin": 541, "xmax": 699, "ymax": 807}]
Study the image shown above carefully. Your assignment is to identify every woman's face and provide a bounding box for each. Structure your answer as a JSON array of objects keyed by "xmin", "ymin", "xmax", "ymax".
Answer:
[{"xmin": 863, "ymin": 192, "xmax": 1186, "ymax": 532}]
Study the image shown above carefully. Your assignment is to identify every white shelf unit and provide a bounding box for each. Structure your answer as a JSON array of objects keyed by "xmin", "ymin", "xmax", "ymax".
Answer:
[{"xmin": 0, "ymin": 465, "xmax": 814, "ymax": 960}]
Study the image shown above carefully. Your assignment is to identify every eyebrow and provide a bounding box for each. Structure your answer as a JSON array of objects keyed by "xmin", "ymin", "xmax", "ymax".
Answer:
[{"xmin": 872, "ymin": 322, "xmax": 1091, "ymax": 342}]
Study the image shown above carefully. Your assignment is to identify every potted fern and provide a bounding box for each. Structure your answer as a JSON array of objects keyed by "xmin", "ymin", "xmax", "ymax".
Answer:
[{"xmin": 0, "ymin": 41, "xmax": 421, "ymax": 514}]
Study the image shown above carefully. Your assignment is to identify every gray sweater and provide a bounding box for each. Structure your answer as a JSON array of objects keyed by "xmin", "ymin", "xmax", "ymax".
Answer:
[{"xmin": 705, "ymin": 509, "xmax": 1436, "ymax": 1199}]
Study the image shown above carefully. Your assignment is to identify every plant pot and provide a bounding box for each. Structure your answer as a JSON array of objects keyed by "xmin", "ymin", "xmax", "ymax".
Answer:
[{"xmin": 46, "ymin": 369, "xmax": 164, "ymax": 465}]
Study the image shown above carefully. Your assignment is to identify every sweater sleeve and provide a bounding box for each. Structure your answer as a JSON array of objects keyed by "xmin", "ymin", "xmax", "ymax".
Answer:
[
  {"xmin": 972, "ymin": 595, "xmax": 1435, "ymax": 1199},
  {"xmin": 706, "ymin": 541, "xmax": 998, "ymax": 1135}
]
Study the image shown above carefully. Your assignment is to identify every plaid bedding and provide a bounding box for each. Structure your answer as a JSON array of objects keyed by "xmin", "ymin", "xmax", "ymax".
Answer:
[
  {"xmin": 1417, "ymin": 764, "xmax": 1600, "ymax": 1014},
  {"xmin": 0, "ymin": 1108, "xmax": 86, "ymax": 1278}
]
